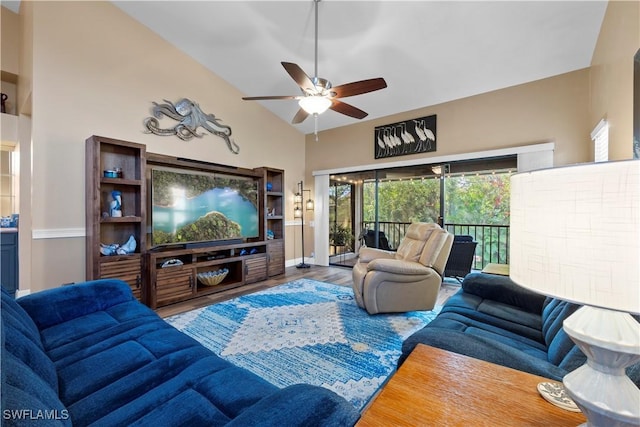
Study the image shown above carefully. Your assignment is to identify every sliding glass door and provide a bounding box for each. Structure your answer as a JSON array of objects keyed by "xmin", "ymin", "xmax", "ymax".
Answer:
[
  {"xmin": 327, "ymin": 156, "xmax": 515, "ymax": 269},
  {"xmin": 329, "ymin": 181, "xmax": 355, "ymax": 261}
]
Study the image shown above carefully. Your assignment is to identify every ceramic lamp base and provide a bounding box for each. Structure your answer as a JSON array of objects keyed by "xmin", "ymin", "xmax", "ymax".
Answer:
[{"xmin": 562, "ymin": 306, "xmax": 640, "ymax": 427}]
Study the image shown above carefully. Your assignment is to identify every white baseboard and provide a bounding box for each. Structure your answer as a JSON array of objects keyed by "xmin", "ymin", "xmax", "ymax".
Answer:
[
  {"xmin": 329, "ymin": 252, "xmax": 357, "ymax": 262},
  {"xmin": 286, "ymin": 256, "xmax": 316, "ymax": 268},
  {"xmin": 16, "ymin": 289, "xmax": 31, "ymax": 297},
  {"xmin": 32, "ymin": 228, "xmax": 85, "ymax": 239}
]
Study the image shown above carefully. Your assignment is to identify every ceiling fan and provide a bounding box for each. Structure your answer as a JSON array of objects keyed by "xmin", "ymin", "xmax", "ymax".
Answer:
[{"xmin": 242, "ymin": 0, "xmax": 387, "ymax": 126}]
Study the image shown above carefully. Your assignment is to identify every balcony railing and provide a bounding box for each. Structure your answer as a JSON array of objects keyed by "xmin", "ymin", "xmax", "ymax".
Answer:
[
  {"xmin": 361, "ymin": 221, "xmax": 509, "ymax": 271},
  {"xmin": 444, "ymin": 223, "xmax": 510, "ymax": 270}
]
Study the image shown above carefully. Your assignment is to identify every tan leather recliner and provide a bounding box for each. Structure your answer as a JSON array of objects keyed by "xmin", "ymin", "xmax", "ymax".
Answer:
[{"xmin": 352, "ymin": 223, "xmax": 454, "ymax": 314}]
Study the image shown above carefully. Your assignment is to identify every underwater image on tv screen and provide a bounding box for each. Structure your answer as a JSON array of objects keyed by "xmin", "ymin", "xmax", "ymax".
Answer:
[{"xmin": 151, "ymin": 168, "xmax": 259, "ymax": 246}]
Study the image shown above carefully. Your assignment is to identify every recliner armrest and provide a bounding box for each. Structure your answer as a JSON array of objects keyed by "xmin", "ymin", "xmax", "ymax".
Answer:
[
  {"xmin": 368, "ymin": 258, "xmax": 432, "ymax": 276},
  {"xmin": 461, "ymin": 272, "xmax": 546, "ymax": 314},
  {"xmin": 358, "ymin": 247, "xmax": 396, "ymax": 263}
]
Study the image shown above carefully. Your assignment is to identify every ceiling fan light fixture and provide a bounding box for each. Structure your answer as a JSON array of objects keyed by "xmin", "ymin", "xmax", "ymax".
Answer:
[
  {"xmin": 242, "ymin": 0, "xmax": 386, "ymax": 125},
  {"xmin": 299, "ymin": 96, "xmax": 332, "ymax": 115}
]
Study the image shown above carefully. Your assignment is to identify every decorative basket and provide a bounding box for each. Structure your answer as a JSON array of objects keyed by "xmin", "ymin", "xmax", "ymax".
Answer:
[{"xmin": 197, "ymin": 268, "xmax": 229, "ymax": 286}]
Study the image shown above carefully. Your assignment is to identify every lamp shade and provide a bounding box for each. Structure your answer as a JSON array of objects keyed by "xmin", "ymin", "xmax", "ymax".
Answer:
[
  {"xmin": 299, "ymin": 96, "xmax": 332, "ymax": 115},
  {"xmin": 509, "ymin": 160, "xmax": 640, "ymax": 314}
]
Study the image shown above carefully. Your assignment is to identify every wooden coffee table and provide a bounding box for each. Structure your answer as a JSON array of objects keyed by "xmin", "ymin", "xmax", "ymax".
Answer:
[{"xmin": 357, "ymin": 344, "xmax": 585, "ymax": 426}]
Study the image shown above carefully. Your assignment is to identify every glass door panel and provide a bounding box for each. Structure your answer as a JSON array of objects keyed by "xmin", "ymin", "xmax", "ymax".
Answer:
[
  {"xmin": 444, "ymin": 157, "xmax": 516, "ymax": 269},
  {"xmin": 363, "ymin": 165, "xmax": 443, "ymax": 249},
  {"xmin": 329, "ymin": 180, "xmax": 356, "ymax": 266}
]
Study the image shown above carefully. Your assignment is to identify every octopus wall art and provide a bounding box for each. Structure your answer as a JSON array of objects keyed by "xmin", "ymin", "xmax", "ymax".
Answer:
[{"xmin": 143, "ymin": 98, "xmax": 240, "ymax": 154}]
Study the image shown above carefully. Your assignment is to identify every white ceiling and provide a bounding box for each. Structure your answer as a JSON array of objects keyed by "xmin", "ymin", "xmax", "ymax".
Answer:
[{"xmin": 17, "ymin": 1, "xmax": 610, "ymax": 135}]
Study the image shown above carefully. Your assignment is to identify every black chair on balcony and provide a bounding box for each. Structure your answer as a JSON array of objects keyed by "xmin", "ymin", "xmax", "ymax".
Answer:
[
  {"xmin": 444, "ymin": 235, "xmax": 478, "ymax": 282},
  {"xmin": 360, "ymin": 229, "xmax": 392, "ymax": 251}
]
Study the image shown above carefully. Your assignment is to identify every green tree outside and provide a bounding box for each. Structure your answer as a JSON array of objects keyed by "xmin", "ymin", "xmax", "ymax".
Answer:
[
  {"xmin": 363, "ymin": 178, "xmax": 440, "ymax": 223},
  {"xmin": 329, "ymin": 183, "xmax": 354, "ymax": 253},
  {"xmin": 359, "ymin": 172, "xmax": 512, "ymax": 265},
  {"xmin": 445, "ymin": 173, "xmax": 511, "ymax": 225},
  {"xmin": 361, "ymin": 173, "xmax": 511, "ymax": 225}
]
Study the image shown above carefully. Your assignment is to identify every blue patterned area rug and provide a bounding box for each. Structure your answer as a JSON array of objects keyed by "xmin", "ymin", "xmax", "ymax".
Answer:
[{"xmin": 165, "ymin": 278, "xmax": 440, "ymax": 411}]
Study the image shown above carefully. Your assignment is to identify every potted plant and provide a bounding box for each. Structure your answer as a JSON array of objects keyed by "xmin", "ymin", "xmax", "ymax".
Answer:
[{"xmin": 330, "ymin": 224, "xmax": 353, "ymax": 252}]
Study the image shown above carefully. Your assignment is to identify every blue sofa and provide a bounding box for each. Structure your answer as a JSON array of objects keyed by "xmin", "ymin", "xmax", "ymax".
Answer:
[
  {"xmin": 1, "ymin": 279, "xmax": 360, "ymax": 426},
  {"xmin": 400, "ymin": 272, "xmax": 640, "ymax": 384}
]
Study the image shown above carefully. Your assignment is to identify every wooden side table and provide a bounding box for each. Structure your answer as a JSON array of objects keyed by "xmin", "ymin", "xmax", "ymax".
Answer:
[
  {"xmin": 357, "ymin": 344, "xmax": 585, "ymax": 426},
  {"xmin": 481, "ymin": 263, "xmax": 510, "ymax": 276}
]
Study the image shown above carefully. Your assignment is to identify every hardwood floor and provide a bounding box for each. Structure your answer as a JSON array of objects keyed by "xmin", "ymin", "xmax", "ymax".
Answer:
[{"xmin": 155, "ymin": 265, "xmax": 460, "ymax": 318}]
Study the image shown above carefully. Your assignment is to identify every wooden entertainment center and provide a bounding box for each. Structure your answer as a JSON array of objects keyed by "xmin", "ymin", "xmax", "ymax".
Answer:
[{"xmin": 85, "ymin": 135, "xmax": 285, "ymax": 309}]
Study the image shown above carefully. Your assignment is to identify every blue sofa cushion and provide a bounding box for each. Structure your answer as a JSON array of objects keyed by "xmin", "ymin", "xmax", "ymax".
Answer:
[
  {"xmin": 0, "ymin": 308, "xmax": 71, "ymax": 426},
  {"xmin": 5, "ymin": 279, "xmax": 361, "ymax": 426},
  {"xmin": 440, "ymin": 291, "xmax": 543, "ymax": 341},
  {"xmin": 1, "ymin": 290, "xmax": 41, "ymax": 345},
  {"xmin": 17, "ymin": 279, "xmax": 135, "ymax": 330},
  {"xmin": 461, "ymin": 272, "xmax": 546, "ymax": 314},
  {"xmin": 541, "ymin": 299, "xmax": 582, "ymax": 366},
  {"xmin": 400, "ymin": 326, "xmax": 571, "ymax": 381},
  {"xmin": 22, "ymin": 287, "xmax": 284, "ymax": 425},
  {"xmin": 68, "ymin": 354, "xmax": 278, "ymax": 426},
  {"xmin": 38, "ymin": 301, "xmax": 160, "ymax": 357},
  {"xmin": 1, "ymin": 355, "xmax": 71, "ymax": 426},
  {"xmin": 227, "ymin": 384, "xmax": 361, "ymax": 427},
  {"xmin": 1, "ymin": 290, "xmax": 59, "ymax": 393},
  {"xmin": 427, "ymin": 311, "xmax": 547, "ymax": 352},
  {"xmin": 400, "ymin": 272, "xmax": 588, "ymax": 382}
]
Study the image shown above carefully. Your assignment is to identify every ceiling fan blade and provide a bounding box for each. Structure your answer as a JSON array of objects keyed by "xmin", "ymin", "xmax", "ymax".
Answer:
[
  {"xmin": 292, "ymin": 108, "xmax": 310, "ymax": 124},
  {"xmin": 281, "ymin": 62, "xmax": 315, "ymax": 91},
  {"xmin": 330, "ymin": 78, "xmax": 387, "ymax": 99},
  {"xmin": 242, "ymin": 95, "xmax": 299, "ymax": 101},
  {"xmin": 330, "ymin": 100, "xmax": 368, "ymax": 120}
]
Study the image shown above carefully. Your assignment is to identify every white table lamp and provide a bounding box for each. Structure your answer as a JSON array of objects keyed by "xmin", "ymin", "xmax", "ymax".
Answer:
[{"xmin": 509, "ymin": 160, "xmax": 640, "ymax": 426}]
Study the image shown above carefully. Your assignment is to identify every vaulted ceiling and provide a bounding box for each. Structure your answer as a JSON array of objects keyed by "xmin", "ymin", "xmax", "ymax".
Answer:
[{"xmin": 10, "ymin": 1, "xmax": 609, "ymax": 135}]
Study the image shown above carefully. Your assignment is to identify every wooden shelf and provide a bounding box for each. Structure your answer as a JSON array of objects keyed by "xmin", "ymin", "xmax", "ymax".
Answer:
[
  {"xmin": 86, "ymin": 136, "xmax": 147, "ymax": 302},
  {"xmin": 100, "ymin": 216, "xmax": 143, "ymax": 223},
  {"xmin": 148, "ymin": 241, "xmax": 268, "ymax": 308},
  {"xmin": 258, "ymin": 167, "xmax": 285, "ymax": 277},
  {"xmin": 87, "ymin": 137, "xmax": 286, "ymax": 308},
  {"xmin": 100, "ymin": 177, "xmax": 143, "ymax": 186}
]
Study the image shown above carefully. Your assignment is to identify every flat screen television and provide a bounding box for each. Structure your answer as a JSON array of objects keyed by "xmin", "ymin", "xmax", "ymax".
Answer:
[{"xmin": 150, "ymin": 167, "xmax": 259, "ymax": 248}]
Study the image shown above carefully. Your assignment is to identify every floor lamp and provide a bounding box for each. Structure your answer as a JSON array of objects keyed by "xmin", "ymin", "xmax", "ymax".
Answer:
[
  {"xmin": 510, "ymin": 160, "xmax": 639, "ymax": 426},
  {"xmin": 294, "ymin": 180, "xmax": 314, "ymax": 269}
]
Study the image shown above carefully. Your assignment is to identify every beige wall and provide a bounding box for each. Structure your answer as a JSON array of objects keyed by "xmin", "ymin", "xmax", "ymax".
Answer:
[
  {"xmin": 302, "ymin": 69, "xmax": 593, "ymax": 262},
  {"xmin": 305, "ymin": 0, "xmax": 640, "ymax": 170},
  {"xmin": 589, "ymin": 0, "xmax": 640, "ymax": 160},
  {"xmin": 1, "ymin": 7, "xmax": 19, "ymax": 75},
  {"xmin": 1, "ymin": 3, "xmax": 34, "ymax": 115},
  {"xmin": 2, "ymin": 5, "xmax": 33, "ymax": 295},
  {"xmin": 306, "ymin": 69, "xmax": 592, "ymax": 175},
  {"xmin": 1, "ymin": 7, "xmax": 19, "ymax": 116},
  {"xmin": 9, "ymin": 0, "xmax": 638, "ymax": 291},
  {"xmin": 17, "ymin": 1, "xmax": 32, "ymax": 116},
  {"xmin": 304, "ymin": 0, "xmax": 638, "ymax": 260},
  {"xmin": 24, "ymin": 1, "xmax": 305, "ymax": 291}
]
